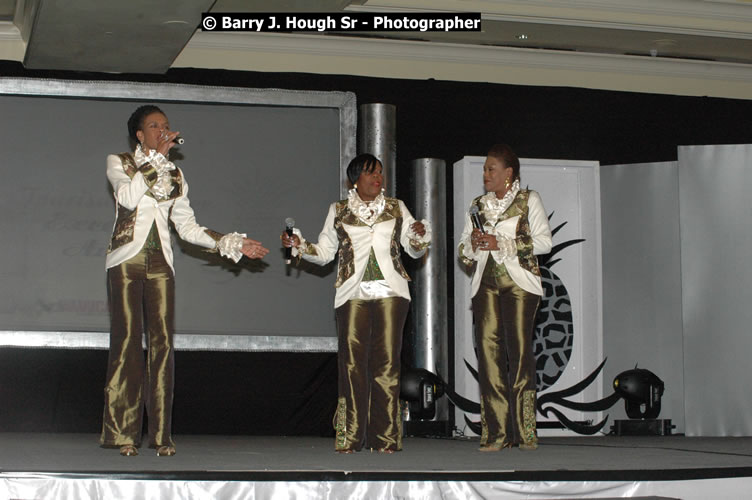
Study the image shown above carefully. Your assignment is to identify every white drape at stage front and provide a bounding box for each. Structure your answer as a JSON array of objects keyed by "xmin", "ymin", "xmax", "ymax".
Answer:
[{"xmin": 3, "ymin": 476, "xmax": 751, "ymax": 500}]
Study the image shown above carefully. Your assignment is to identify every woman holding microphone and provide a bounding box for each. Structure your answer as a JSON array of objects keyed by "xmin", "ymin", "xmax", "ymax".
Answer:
[
  {"xmin": 101, "ymin": 105, "xmax": 269, "ymax": 457},
  {"xmin": 282, "ymin": 153, "xmax": 431, "ymax": 453},
  {"xmin": 458, "ymin": 143, "xmax": 552, "ymax": 451}
]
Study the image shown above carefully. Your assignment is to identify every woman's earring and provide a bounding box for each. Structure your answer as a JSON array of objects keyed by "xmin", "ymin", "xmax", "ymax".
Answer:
[
  {"xmin": 354, "ymin": 183, "xmax": 358, "ymax": 189},
  {"xmin": 504, "ymin": 177, "xmax": 511, "ymax": 189}
]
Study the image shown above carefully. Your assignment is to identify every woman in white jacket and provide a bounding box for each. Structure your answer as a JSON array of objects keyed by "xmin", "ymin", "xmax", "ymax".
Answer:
[
  {"xmin": 282, "ymin": 154, "xmax": 430, "ymax": 453},
  {"xmin": 458, "ymin": 144, "xmax": 552, "ymax": 451},
  {"xmin": 101, "ymin": 105, "xmax": 269, "ymax": 457}
]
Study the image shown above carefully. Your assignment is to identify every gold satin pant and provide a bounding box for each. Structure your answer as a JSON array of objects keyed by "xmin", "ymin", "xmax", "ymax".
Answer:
[
  {"xmin": 101, "ymin": 247, "xmax": 175, "ymax": 448},
  {"xmin": 333, "ymin": 296, "xmax": 409, "ymax": 452},
  {"xmin": 472, "ymin": 268, "xmax": 540, "ymax": 448}
]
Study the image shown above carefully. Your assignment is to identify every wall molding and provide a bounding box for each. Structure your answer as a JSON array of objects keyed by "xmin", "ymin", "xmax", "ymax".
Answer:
[
  {"xmin": 182, "ymin": 31, "xmax": 752, "ymax": 94},
  {"xmin": 351, "ymin": 0, "xmax": 752, "ymax": 30},
  {"xmin": 0, "ymin": 21, "xmax": 20, "ymax": 40}
]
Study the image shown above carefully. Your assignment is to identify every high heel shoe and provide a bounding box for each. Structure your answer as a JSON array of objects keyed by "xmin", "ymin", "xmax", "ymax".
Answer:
[
  {"xmin": 156, "ymin": 445, "xmax": 176, "ymax": 457},
  {"xmin": 119, "ymin": 445, "xmax": 138, "ymax": 456},
  {"xmin": 479, "ymin": 442, "xmax": 510, "ymax": 452},
  {"xmin": 378, "ymin": 448, "xmax": 397, "ymax": 454}
]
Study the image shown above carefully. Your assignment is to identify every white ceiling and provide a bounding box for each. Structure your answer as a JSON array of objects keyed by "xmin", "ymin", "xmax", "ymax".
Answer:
[{"xmin": 3, "ymin": 0, "xmax": 752, "ymax": 73}]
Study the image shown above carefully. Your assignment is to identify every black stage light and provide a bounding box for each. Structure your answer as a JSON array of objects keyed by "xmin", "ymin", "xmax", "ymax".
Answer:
[
  {"xmin": 400, "ymin": 368, "xmax": 446, "ymax": 420},
  {"xmin": 613, "ymin": 368, "xmax": 665, "ymax": 419}
]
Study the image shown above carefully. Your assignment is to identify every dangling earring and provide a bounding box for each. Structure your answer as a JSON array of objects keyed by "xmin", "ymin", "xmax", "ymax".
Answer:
[
  {"xmin": 354, "ymin": 183, "xmax": 358, "ymax": 190},
  {"xmin": 504, "ymin": 176, "xmax": 512, "ymax": 190}
]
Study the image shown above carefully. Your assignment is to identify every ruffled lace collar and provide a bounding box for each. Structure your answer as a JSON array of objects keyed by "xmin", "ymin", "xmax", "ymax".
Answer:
[
  {"xmin": 481, "ymin": 178, "xmax": 520, "ymax": 223},
  {"xmin": 348, "ymin": 188, "xmax": 386, "ymax": 226},
  {"xmin": 134, "ymin": 144, "xmax": 176, "ymax": 201}
]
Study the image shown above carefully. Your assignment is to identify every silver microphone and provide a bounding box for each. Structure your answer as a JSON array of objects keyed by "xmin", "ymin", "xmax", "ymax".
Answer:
[{"xmin": 160, "ymin": 132, "xmax": 184, "ymax": 144}]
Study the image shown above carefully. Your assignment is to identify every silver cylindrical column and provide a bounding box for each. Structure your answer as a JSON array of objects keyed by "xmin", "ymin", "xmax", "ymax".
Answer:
[
  {"xmin": 357, "ymin": 103, "xmax": 396, "ymax": 197},
  {"xmin": 407, "ymin": 158, "xmax": 449, "ymax": 425}
]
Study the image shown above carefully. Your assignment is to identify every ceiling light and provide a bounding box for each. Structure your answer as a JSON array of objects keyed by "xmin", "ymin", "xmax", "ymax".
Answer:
[{"xmin": 515, "ymin": 34, "xmax": 528, "ymax": 40}]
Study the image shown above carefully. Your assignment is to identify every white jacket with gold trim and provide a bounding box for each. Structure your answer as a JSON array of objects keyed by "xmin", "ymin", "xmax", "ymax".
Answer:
[
  {"xmin": 296, "ymin": 198, "xmax": 428, "ymax": 308},
  {"xmin": 458, "ymin": 189, "xmax": 552, "ymax": 297},
  {"xmin": 105, "ymin": 153, "xmax": 221, "ymax": 272}
]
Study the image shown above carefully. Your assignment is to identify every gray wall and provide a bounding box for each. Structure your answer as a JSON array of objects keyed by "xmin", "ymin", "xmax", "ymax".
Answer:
[{"xmin": 600, "ymin": 161, "xmax": 685, "ymax": 432}]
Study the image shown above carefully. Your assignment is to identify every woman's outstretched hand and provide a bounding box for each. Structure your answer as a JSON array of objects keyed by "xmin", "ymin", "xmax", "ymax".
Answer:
[{"xmin": 241, "ymin": 238, "xmax": 270, "ymax": 259}]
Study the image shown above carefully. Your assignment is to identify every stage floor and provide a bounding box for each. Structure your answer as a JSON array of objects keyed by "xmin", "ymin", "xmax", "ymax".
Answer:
[{"xmin": 2, "ymin": 433, "xmax": 752, "ymax": 482}]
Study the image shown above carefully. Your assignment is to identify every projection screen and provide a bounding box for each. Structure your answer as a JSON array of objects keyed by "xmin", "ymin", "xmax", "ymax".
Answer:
[{"xmin": 0, "ymin": 78, "xmax": 356, "ymax": 351}]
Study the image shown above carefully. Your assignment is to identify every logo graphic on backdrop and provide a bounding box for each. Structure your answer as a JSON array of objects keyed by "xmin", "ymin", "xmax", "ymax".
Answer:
[{"xmin": 533, "ymin": 212, "xmax": 583, "ymax": 391}]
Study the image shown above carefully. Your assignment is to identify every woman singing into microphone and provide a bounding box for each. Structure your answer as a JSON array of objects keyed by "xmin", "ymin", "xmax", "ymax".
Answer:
[
  {"xmin": 458, "ymin": 143, "xmax": 552, "ymax": 451},
  {"xmin": 101, "ymin": 105, "xmax": 269, "ymax": 457},
  {"xmin": 281, "ymin": 153, "xmax": 431, "ymax": 453}
]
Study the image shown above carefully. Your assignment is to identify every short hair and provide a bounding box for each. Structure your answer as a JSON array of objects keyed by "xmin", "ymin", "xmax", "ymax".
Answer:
[
  {"xmin": 346, "ymin": 153, "xmax": 382, "ymax": 187},
  {"xmin": 487, "ymin": 143, "xmax": 520, "ymax": 181},
  {"xmin": 127, "ymin": 105, "xmax": 165, "ymax": 143}
]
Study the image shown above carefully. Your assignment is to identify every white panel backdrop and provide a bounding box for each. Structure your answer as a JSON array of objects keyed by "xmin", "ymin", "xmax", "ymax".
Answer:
[
  {"xmin": 679, "ymin": 144, "xmax": 752, "ymax": 436},
  {"xmin": 600, "ymin": 161, "xmax": 685, "ymax": 432},
  {"xmin": 453, "ymin": 156, "xmax": 603, "ymax": 436}
]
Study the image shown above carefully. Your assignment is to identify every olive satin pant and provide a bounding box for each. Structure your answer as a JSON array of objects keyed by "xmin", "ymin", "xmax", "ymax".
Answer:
[
  {"xmin": 472, "ymin": 263, "xmax": 540, "ymax": 448},
  {"xmin": 100, "ymin": 247, "xmax": 175, "ymax": 448},
  {"xmin": 333, "ymin": 297, "xmax": 409, "ymax": 452}
]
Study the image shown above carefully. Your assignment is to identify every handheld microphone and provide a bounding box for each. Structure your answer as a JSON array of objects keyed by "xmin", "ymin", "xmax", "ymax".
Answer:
[
  {"xmin": 284, "ymin": 217, "xmax": 295, "ymax": 264},
  {"xmin": 469, "ymin": 205, "xmax": 485, "ymax": 233},
  {"xmin": 161, "ymin": 133, "xmax": 184, "ymax": 144}
]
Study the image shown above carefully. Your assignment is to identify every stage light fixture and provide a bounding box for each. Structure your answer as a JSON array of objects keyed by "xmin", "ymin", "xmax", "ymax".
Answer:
[
  {"xmin": 400, "ymin": 368, "xmax": 446, "ymax": 420},
  {"xmin": 613, "ymin": 368, "xmax": 665, "ymax": 419}
]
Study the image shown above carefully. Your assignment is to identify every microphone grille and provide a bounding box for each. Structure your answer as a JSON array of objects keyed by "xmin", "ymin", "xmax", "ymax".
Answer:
[
  {"xmin": 469, "ymin": 205, "xmax": 479, "ymax": 215},
  {"xmin": 285, "ymin": 217, "xmax": 295, "ymax": 228}
]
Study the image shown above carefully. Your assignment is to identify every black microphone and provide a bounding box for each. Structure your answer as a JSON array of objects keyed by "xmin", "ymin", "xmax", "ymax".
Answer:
[
  {"xmin": 173, "ymin": 136, "xmax": 184, "ymax": 145},
  {"xmin": 284, "ymin": 217, "xmax": 295, "ymax": 264},
  {"xmin": 469, "ymin": 205, "xmax": 485, "ymax": 233}
]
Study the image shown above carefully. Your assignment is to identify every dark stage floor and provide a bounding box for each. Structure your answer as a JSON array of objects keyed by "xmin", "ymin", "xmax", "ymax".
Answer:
[{"xmin": 2, "ymin": 433, "xmax": 752, "ymax": 482}]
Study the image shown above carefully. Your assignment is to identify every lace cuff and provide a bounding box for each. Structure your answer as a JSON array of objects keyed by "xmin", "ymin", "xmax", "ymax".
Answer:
[
  {"xmin": 407, "ymin": 219, "xmax": 432, "ymax": 250},
  {"xmin": 459, "ymin": 240, "xmax": 481, "ymax": 265},
  {"xmin": 147, "ymin": 151, "xmax": 175, "ymax": 174},
  {"xmin": 290, "ymin": 228, "xmax": 308, "ymax": 258},
  {"xmin": 135, "ymin": 146, "xmax": 176, "ymax": 201},
  {"xmin": 217, "ymin": 232, "xmax": 246, "ymax": 263}
]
